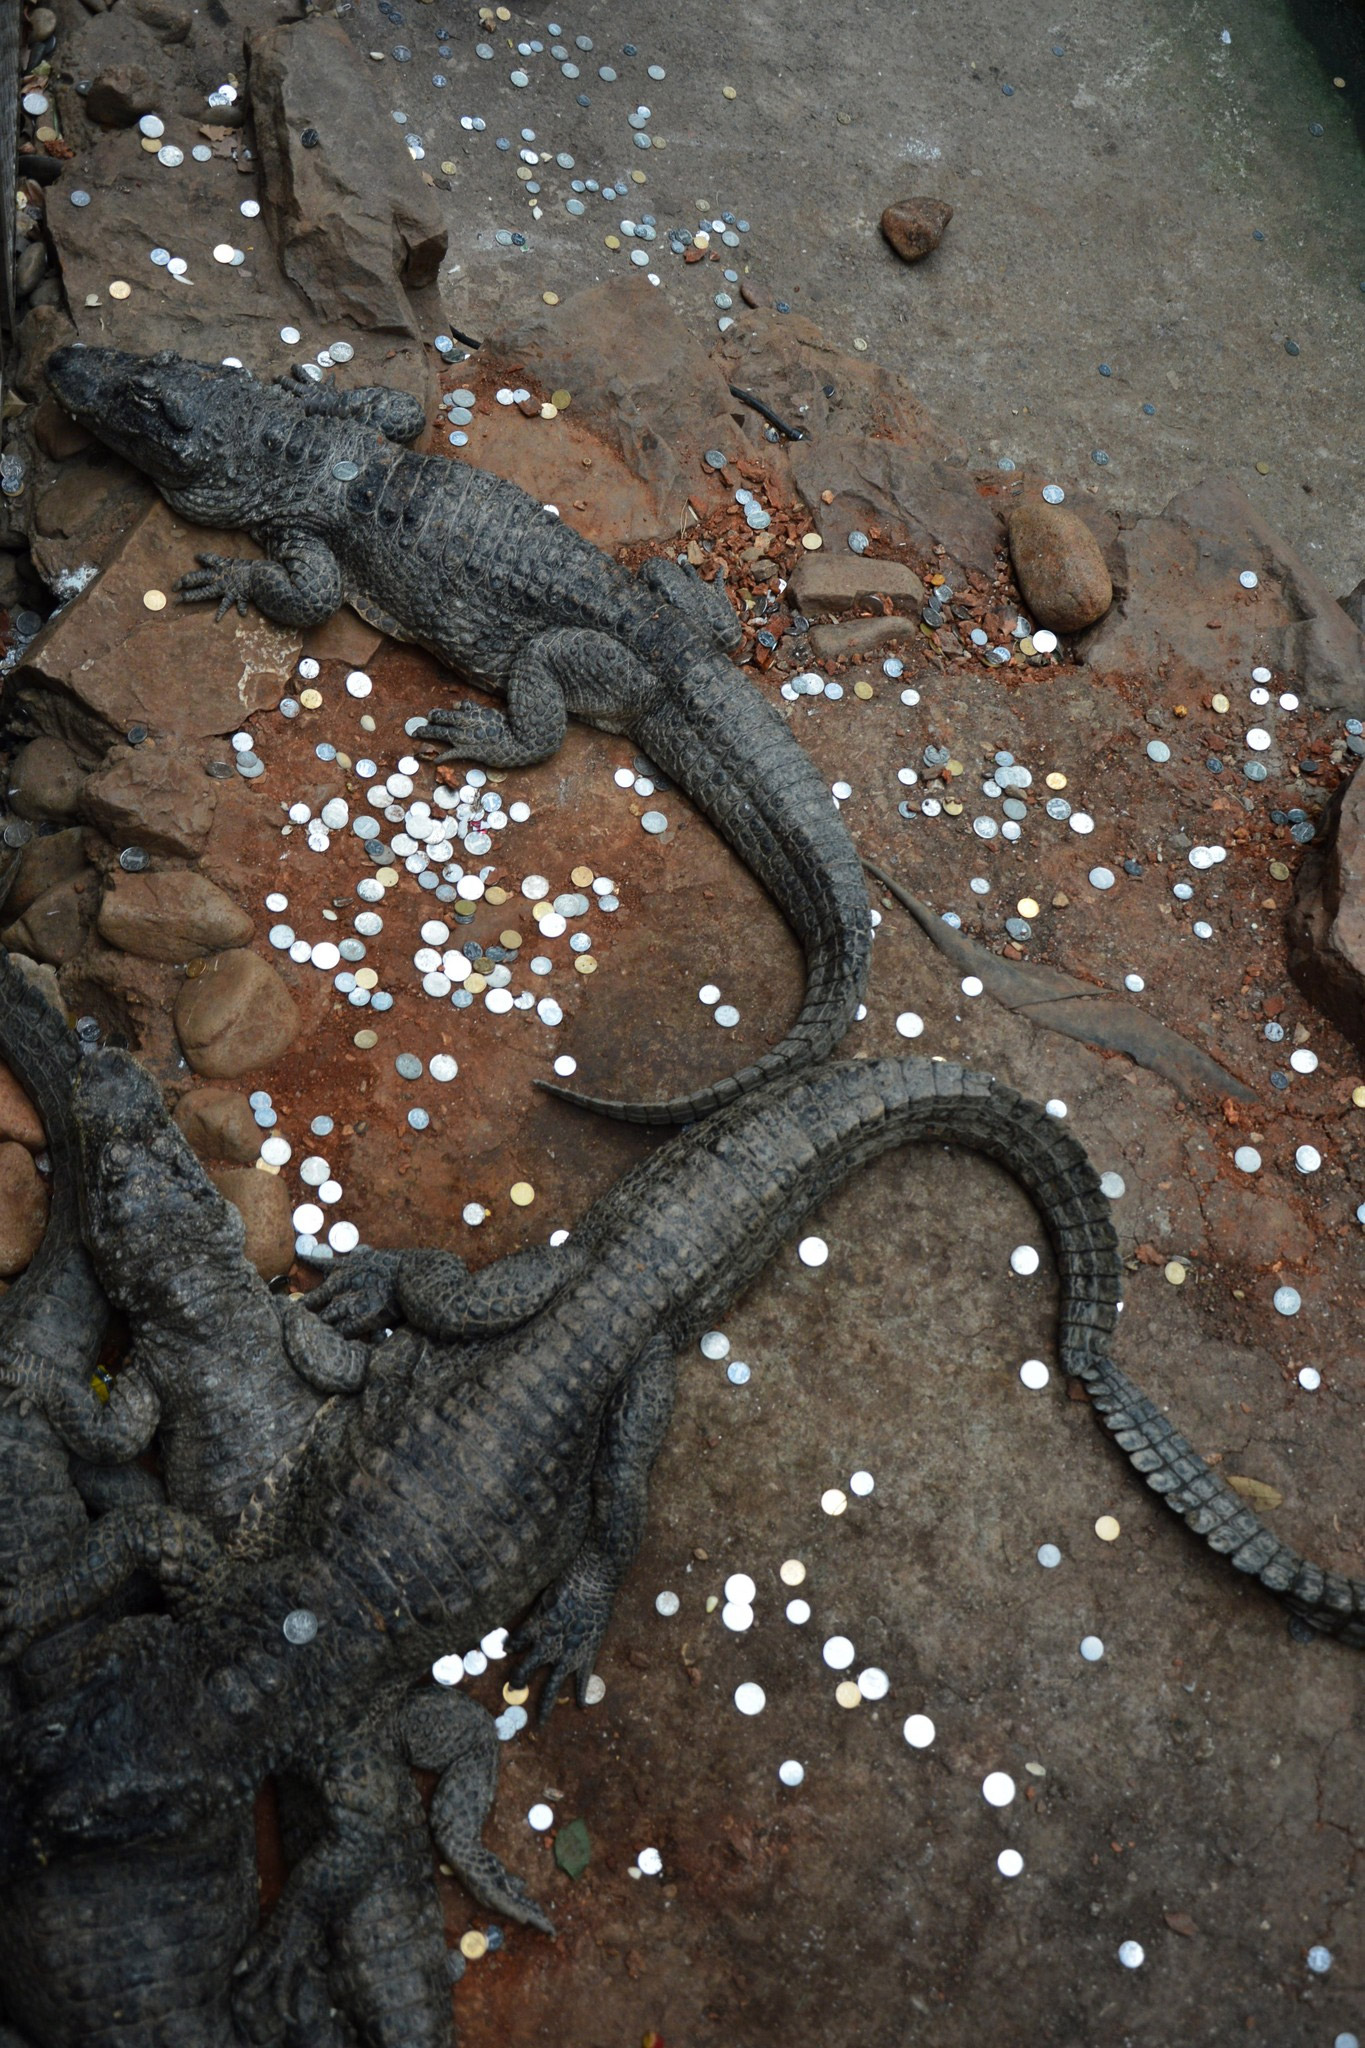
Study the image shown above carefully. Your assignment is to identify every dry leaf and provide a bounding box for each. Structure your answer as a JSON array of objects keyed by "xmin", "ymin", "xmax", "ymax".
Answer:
[
  {"xmin": 1226, "ymin": 1475, "xmax": 1284, "ymax": 1512},
  {"xmin": 1163, "ymin": 1910, "xmax": 1199, "ymax": 1939}
]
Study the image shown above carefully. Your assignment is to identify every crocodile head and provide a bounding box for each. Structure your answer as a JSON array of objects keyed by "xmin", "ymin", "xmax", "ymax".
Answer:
[
  {"xmin": 74, "ymin": 1049, "xmax": 248, "ymax": 1316},
  {"xmin": 4, "ymin": 1615, "xmax": 253, "ymax": 1866},
  {"xmin": 46, "ymin": 345, "xmax": 257, "ymax": 507}
]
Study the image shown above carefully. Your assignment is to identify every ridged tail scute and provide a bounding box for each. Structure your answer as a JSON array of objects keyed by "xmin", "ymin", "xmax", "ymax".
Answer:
[
  {"xmin": 539, "ymin": 631, "xmax": 873, "ymax": 1126},
  {"xmin": 1087, "ymin": 1356, "xmax": 1365, "ymax": 1648}
]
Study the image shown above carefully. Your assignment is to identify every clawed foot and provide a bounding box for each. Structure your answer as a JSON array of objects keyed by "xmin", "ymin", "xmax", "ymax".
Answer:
[
  {"xmin": 175, "ymin": 552, "xmax": 256, "ymax": 622},
  {"xmin": 411, "ymin": 707, "xmax": 475, "ymax": 765},
  {"xmin": 507, "ymin": 1550, "xmax": 614, "ymax": 1721},
  {"xmin": 231, "ymin": 1924, "xmax": 319, "ymax": 2047},
  {"xmin": 300, "ymin": 1247, "xmax": 401, "ymax": 1338}
]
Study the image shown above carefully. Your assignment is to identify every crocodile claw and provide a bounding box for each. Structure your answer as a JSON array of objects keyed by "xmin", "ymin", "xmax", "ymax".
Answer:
[
  {"xmin": 506, "ymin": 1550, "xmax": 613, "ymax": 1722},
  {"xmin": 174, "ymin": 552, "xmax": 254, "ymax": 622},
  {"xmin": 300, "ymin": 1247, "xmax": 401, "ymax": 1337}
]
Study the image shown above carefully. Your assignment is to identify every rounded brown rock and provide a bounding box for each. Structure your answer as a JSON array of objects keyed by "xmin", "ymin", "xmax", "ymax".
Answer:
[
  {"xmin": 0, "ymin": 1140, "xmax": 49, "ymax": 1276},
  {"xmin": 879, "ymin": 197, "xmax": 953, "ymax": 264},
  {"xmin": 173, "ymin": 949, "xmax": 301, "ymax": 1079},
  {"xmin": 9, "ymin": 736, "xmax": 86, "ymax": 823},
  {"xmin": 1007, "ymin": 503, "xmax": 1114, "ymax": 633},
  {"xmin": 174, "ymin": 1087, "xmax": 267, "ymax": 1165},
  {"xmin": 98, "ymin": 871, "xmax": 255, "ymax": 963},
  {"xmin": 206, "ymin": 1165, "xmax": 294, "ymax": 1280}
]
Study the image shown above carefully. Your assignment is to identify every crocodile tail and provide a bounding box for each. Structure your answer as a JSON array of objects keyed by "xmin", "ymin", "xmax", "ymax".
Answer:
[
  {"xmin": 1087, "ymin": 1355, "xmax": 1365, "ymax": 1646},
  {"xmin": 541, "ymin": 644, "xmax": 872, "ymax": 1126}
]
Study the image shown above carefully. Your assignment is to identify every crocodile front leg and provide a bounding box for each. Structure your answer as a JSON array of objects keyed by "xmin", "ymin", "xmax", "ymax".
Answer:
[
  {"xmin": 415, "ymin": 625, "xmax": 654, "ymax": 767},
  {"xmin": 395, "ymin": 1240, "xmax": 584, "ymax": 1341},
  {"xmin": 0, "ymin": 1351, "xmax": 159, "ymax": 1463},
  {"xmin": 274, "ymin": 372, "xmax": 427, "ymax": 443},
  {"xmin": 0, "ymin": 1504, "xmax": 219, "ymax": 1658},
  {"xmin": 402, "ymin": 1688, "xmax": 554, "ymax": 1933},
  {"xmin": 175, "ymin": 535, "xmax": 342, "ymax": 627},
  {"xmin": 509, "ymin": 1331, "xmax": 677, "ymax": 1718}
]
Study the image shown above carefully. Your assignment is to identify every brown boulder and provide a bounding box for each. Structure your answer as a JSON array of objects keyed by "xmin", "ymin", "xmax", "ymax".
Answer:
[
  {"xmin": 247, "ymin": 20, "xmax": 447, "ymax": 333},
  {"xmin": 880, "ymin": 197, "xmax": 953, "ymax": 264},
  {"xmin": 81, "ymin": 747, "xmax": 219, "ymax": 860},
  {"xmin": 1007, "ymin": 503, "xmax": 1114, "ymax": 633},
  {"xmin": 174, "ymin": 950, "xmax": 301, "ymax": 1079},
  {"xmin": 32, "ymin": 394, "xmax": 93, "ymax": 462},
  {"xmin": 174, "ymin": 1087, "xmax": 267, "ymax": 1166},
  {"xmin": 9, "ymin": 500, "xmax": 299, "ymax": 761},
  {"xmin": 787, "ymin": 437, "xmax": 1001, "ymax": 582},
  {"xmin": 808, "ymin": 615, "xmax": 919, "ymax": 664},
  {"xmin": 1287, "ymin": 767, "xmax": 1365, "ymax": 1054},
  {"xmin": 7, "ymin": 828, "xmax": 89, "ymax": 917},
  {"xmin": 1, "ymin": 873, "xmax": 98, "ymax": 966},
  {"xmin": 10, "ymin": 303, "xmax": 77, "ymax": 403},
  {"xmin": 0, "ymin": 1142, "xmax": 49, "ymax": 1276},
  {"xmin": 207, "ymin": 1165, "xmax": 294, "ymax": 1281},
  {"xmin": 85, "ymin": 63, "xmax": 159, "ymax": 126},
  {"xmin": 98, "ymin": 871, "xmax": 254, "ymax": 962},
  {"xmin": 0, "ymin": 1063, "xmax": 48, "ymax": 1152},
  {"xmin": 9, "ymin": 736, "xmax": 86, "ymax": 823}
]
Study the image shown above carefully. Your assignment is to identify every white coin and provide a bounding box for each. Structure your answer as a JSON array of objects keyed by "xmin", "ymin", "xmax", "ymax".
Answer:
[
  {"xmin": 528, "ymin": 1803, "xmax": 554, "ymax": 1831},
  {"xmin": 733, "ymin": 1682, "xmax": 766, "ymax": 1716},
  {"xmin": 903, "ymin": 1714, "xmax": 936, "ymax": 1749},
  {"xmin": 798, "ymin": 1237, "xmax": 828, "ymax": 1267},
  {"xmin": 1010, "ymin": 1245, "xmax": 1040, "ymax": 1276},
  {"xmin": 895, "ymin": 1012, "xmax": 924, "ymax": 1039},
  {"xmin": 982, "ymin": 1772, "xmax": 1016, "ymax": 1808}
]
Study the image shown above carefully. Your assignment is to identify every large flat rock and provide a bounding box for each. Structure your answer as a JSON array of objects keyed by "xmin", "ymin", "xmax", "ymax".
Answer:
[
  {"xmin": 6, "ymin": 500, "xmax": 300, "ymax": 759},
  {"xmin": 1083, "ymin": 477, "xmax": 1365, "ymax": 713}
]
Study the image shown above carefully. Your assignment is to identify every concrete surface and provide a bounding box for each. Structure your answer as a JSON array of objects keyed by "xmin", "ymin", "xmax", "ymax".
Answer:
[{"xmin": 403, "ymin": 0, "xmax": 1365, "ymax": 597}]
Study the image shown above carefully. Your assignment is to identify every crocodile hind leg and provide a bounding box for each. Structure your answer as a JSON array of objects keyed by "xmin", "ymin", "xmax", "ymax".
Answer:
[
  {"xmin": 279, "ymin": 1296, "xmax": 376, "ymax": 1393},
  {"xmin": 402, "ymin": 1688, "xmax": 555, "ymax": 1933},
  {"xmin": 415, "ymin": 626, "xmax": 654, "ymax": 767},
  {"xmin": 395, "ymin": 1239, "xmax": 586, "ymax": 1341},
  {"xmin": 509, "ymin": 1332, "xmax": 677, "ymax": 1718},
  {"xmin": 640, "ymin": 555, "xmax": 742, "ymax": 652}
]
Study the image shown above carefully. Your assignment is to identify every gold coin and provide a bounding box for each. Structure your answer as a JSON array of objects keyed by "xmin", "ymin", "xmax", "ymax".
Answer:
[
  {"xmin": 570, "ymin": 864, "xmax": 594, "ymax": 886},
  {"xmin": 109, "ymin": 280, "xmax": 132, "ymax": 299},
  {"xmin": 441, "ymin": 160, "xmax": 457, "ymax": 174},
  {"xmin": 495, "ymin": 4, "xmax": 511, "ymax": 16},
  {"xmin": 574, "ymin": 955, "xmax": 597, "ymax": 974},
  {"xmin": 945, "ymin": 759, "xmax": 964, "ymax": 777},
  {"xmin": 299, "ymin": 688, "xmax": 323, "ymax": 709},
  {"xmin": 1211, "ymin": 693, "xmax": 1230, "ymax": 713},
  {"xmin": 779, "ymin": 1558, "xmax": 806, "ymax": 1586},
  {"xmin": 484, "ymin": 886, "xmax": 509, "ymax": 905},
  {"xmin": 541, "ymin": 293, "xmax": 560, "ymax": 308},
  {"xmin": 1268, "ymin": 861, "xmax": 1290, "ymax": 881},
  {"xmin": 605, "ymin": 234, "xmax": 621, "ymax": 250},
  {"xmin": 140, "ymin": 136, "xmax": 161, "ymax": 153},
  {"xmin": 1095, "ymin": 1515, "xmax": 1121, "ymax": 1543},
  {"xmin": 1353, "ymin": 1085, "xmax": 1365, "ymax": 1109},
  {"xmin": 355, "ymin": 967, "xmax": 379, "ymax": 990},
  {"xmin": 1164, "ymin": 1260, "xmax": 1187, "ymax": 1286},
  {"xmin": 465, "ymin": 972, "xmax": 486, "ymax": 994},
  {"xmin": 1019, "ymin": 636, "xmax": 1036, "ymax": 656},
  {"xmin": 722, "ymin": 84, "xmax": 737, "ymax": 98},
  {"xmin": 359, "ymin": 714, "xmax": 376, "ymax": 732},
  {"xmin": 36, "ymin": 126, "xmax": 57, "ymax": 144},
  {"xmin": 502, "ymin": 1682, "xmax": 529, "ymax": 1705},
  {"xmin": 1255, "ymin": 461, "xmax": 1270, "ymax": 475},
  {"xmin": 1045, "ymin": 771, "xmax": 1067, "ymax": 790},
  {"xmin": 459, "ymin": 1930, "xmax": 488, "ymax": 1961},
  {"xmin": 539, "ymin": 400, "xmax": 558, "ymax": 418},
  {"xmin": 499, "ymin": 929, "xmax": 522, "ymax": 949},
  {"xmin": 335, "ymin": 752, "xmax": 352, "ymax": 769},
  {"xmin": 516, "ymin": 166, "xmax": 533, "ymax": 182},
  {"xmin": 255, "ymin": 1159, "xmax": 281, "ymax": 1177},
  {"xmin": 142, "ymin": 589, "xmax": 168, "ymax": 612},
  {"xmin": 1017, "ymin": 897, "xmax": 1040, "ymax": 919},
  {"xmin": 800, "ymin": 532, "xmax": 823, "ymax": 551},
  {"xmin": 376, "ymin": 867, "xmax": 399, "ymax": 887},
  {"xmin": 551, "ymin": 389, "xmax": 572, "ymax": 409},
  {"xmin": 854, "ymin": 681, "xmax": 874, "ymax": 700},
  {"xmin": 509, "ymin": 1181, "xmax": 535, "ymax": 1206},
  {"xmin": 532, "ymin": 900, "xmax": 550, "ymax": 920},
  {"xmin": 354, "ymin": 1029, "xmax": 378, "ymax": 1048},
  {"xmin": 943, "ymin": 801, "xmax": 963, "ymax": 817},
  {"xmin": 630, "ymin": 168, "xmax": 647, "ymax": 183},
  {"xmin": 834, "ymin": 1680, "xmax": 861, "ymax": 1709}
]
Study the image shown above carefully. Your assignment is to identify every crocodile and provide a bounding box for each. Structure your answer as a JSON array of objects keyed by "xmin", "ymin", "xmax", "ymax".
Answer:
[
  {"xmin": 43, "ymin": 343, "xmax": 872, "ymax": 1127},
  {"xmin": 4, "ymin": 1053, "xmax": 1359, "ymax": 2044}
]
